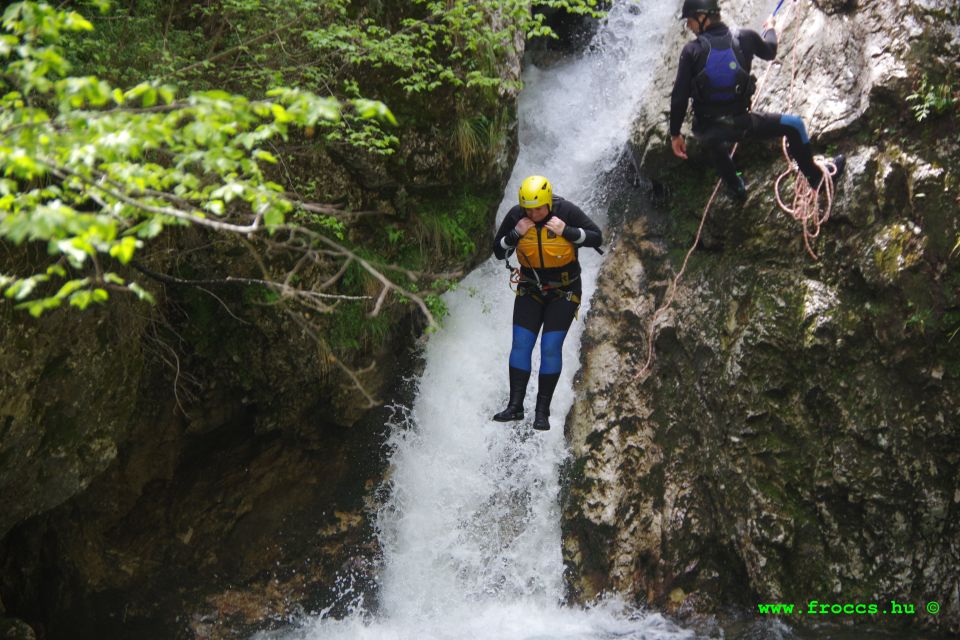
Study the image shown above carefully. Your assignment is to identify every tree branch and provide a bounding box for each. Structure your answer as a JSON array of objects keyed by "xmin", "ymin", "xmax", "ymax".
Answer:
[
  {"xmin": 131, "ymin": 260, "xmax": 371, "ymax": 304},
  {"xmin": 46, "ymin": 163, "xmax": 264, "ymax": 235},
  {"xmin": 283, "ymin": 308, "xmax": 380, "ymax": 408},
  {"xmin": 290, "ymin": 198, "xmax": 394, "ymax": 219},
  {"xmin": 160, "ymin": 15, "xmax": 301, "ymax": 81}
]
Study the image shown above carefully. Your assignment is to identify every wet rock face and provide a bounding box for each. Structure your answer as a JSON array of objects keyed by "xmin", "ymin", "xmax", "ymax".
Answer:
[
  {"xmin": 0, "ymin": 398, "xmax": 390, "ymax": 639},
  {"xmin": 525, "ymin": 5, "xmax": 602, "ymax": 66},
  {"xmin": 565, "ymin": 0, "xmax": 959, "ymax": 635},
  {"xmin": 813, "ymin": 0, "xmax": 856, "ymax": 14},
  {"xmin": 0, "ymin": 271, "xmax": 397, "ymax": 637},
  {"xmin": 0, "ymin": 295, "xmax": 145, "ymax": 540}
]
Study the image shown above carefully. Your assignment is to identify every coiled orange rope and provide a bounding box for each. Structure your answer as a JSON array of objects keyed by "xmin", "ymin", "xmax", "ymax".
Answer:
[{"xmin": 773, "ymin": 1, "xmax": 836, "ymax": 260}]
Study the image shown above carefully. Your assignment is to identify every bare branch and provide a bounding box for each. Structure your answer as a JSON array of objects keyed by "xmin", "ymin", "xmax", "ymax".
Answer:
[
  {"xmin": 291, "ymin": 199, "xmax": 394, "ymax": 219},
  {"xmin": 281, "ymin": 225, "xmax": 438, "ymax": 328},
  {"xmin": 284, "ymin": 251, "xmax": 313, "ymax": 288},
  {"xmin": 370, "ymin": 285, "xmax": 389, "ymax": 318},
  {"xmin": 283, "ymin": 308, "xmax": 380, "ymax": 408},
  {"xmin": 319, "ymin": 257, "xmax": 352, "ymax": 291},
  {"xmin": 197, "ymin": 286, "xmax": 252, "ymax": 325},
  {"xmin": 131, "ymin": 261, "xmax": 371, "ymax": 306}
]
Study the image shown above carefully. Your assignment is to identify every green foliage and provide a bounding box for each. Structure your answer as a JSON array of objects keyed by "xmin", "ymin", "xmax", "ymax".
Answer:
[
  {"xmin": 417, "ymin": 211, "xmax": 476, "ymax": 261},
  {"xmin": 0, "ymin": 0, "xmax": 607, "ymax": 405},
  {"xmin": 298, "ymin": 0, "xmax": 603, "ymax": 96},
  {"xmin": 424, "ymin": 293, "xmax": 449, "ymax": 328},
  {"xmin": 453, "ymin": 109, "xmax": 510, "ymax": 169},
  {"xmin": 2, "ymin": 0, "xmax": 602, "ymax": 339},
  {"xmin": 903, "ymin": 301, "xmax": 932, "ymax": 335},
  {"xmin": 329, "ymin": 300, "xmax": 392, "ymax": 351},
  {"xmin": 907, "ymin": 73, "xmax": 958, "ymax": 122},
  {"xmin": 412, "ymin": 193, "xmax": 491, "ymax": 266},
  {"xmin": 64, "ymin": 0, "xmax": 602, "ymax": 146},
  {"xmin": 0, "ymin": 1, "xmax": 394, "ymax": 315}
]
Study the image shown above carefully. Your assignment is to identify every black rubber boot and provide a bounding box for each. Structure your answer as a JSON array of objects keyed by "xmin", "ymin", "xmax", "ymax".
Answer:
[
  {"xmin": 492, "ymin": 367, "xmax": 530, "ymax": 422},
  {"xmin": 725, "ymin": 174, "xmax": 747, "ymax": 202},
  {"xmin": 532, "ymin": 393, "xmax": 551, "ymax": 431},
  {"xmin": 831, "ymin": 154, "xmax": 846, "ymax": 183},
  {"xmin": 790, "ymin": 141, "xmax": 825, "ymax": 190}
]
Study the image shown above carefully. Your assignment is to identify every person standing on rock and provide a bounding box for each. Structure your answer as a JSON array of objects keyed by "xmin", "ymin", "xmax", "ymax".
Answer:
[
  {"xmin": 491, "ymin": 175, "xmax": 602, "ymax": 431},
  {"xmin": 668, "ymin": 0, "xmax": 845, "ymax": 201}
]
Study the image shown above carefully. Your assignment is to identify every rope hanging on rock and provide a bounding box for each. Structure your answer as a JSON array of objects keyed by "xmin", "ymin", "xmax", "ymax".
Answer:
[
  {"xmin": 635, "ymin": 0, "xmax": 834, "ymax": 380},
  {"xmin": 771, "ymin": 0, "xmax": 837, "ymax": 260},
  {"xmin": 774, "ymin": 150, "xmax": 837, "ymax": 260}
]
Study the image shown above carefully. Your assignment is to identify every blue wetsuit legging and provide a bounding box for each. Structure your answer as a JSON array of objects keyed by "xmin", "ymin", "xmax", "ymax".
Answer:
[
  {"xmin": 695, "ymin": 111, "xmax": 822, "ymax": 188},
  {"xmin": 508, "ymin": 287, "xmax": 580, "ymax": 405}
]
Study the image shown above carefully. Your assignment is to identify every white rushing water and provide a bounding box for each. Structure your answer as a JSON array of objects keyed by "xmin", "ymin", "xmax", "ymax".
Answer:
[{"xmin": 269, "ymin": 2, "xmax": 692, "ymax": 639}]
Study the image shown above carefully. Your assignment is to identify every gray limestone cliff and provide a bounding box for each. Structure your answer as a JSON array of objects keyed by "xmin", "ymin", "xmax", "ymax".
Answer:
[{"xmin": 563, "ymin": 0, "xmax": 959, "ymax": 635}]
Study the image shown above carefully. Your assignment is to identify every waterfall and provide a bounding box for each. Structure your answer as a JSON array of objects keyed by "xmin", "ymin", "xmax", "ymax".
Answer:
[{"xmin": 267, "ymin": 2, "xmax": 693, "ymax": 638}]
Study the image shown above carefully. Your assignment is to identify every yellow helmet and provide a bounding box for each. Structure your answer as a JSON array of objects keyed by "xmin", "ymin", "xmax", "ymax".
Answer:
[{"xmin": 518, "ymin": 175, "xmax": 552, "ymax": 210}]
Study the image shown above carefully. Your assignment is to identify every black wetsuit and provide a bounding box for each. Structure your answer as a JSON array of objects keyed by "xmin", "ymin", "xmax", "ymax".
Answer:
[
  {"xmin": 669, "ymin": 22, "xmax": 823, "ymax": 188},
  {"xmin": 493, "ymin": 198, "xmax": 602, "ymax": 411}
]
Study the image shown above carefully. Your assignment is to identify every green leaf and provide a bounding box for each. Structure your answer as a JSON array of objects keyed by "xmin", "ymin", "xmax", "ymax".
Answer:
[
  {"xmin": 128, "ymin": 282, "xmax": 155, "ymax": 303},
  {"xmin": 141, "ymin": 86, "xmax": 157, "ymax": 108},
  {"xmin": 158, "ymin": 86, "xmax": 175, "ymax": 105},
  {"xmin": 253, "ymin": 149, "xmax": 278, "ymax": 164},
  {"xmin": 68, "ymin": 289, "xmax": 93, "ymax": 309},
  {"xmin": 55, "ymin": 278, "xmax": 88, "ymax": 299},
  {"xmin": 0, "ymin": 35, "xmax": 17, "ymax": 57},
  {"xmin": 353, "ymin": 99, "xmax": 397, "ymax": 126},
  {"xmin": 108, "ymin": 236, "xmax": 138, "ymax": 264},
  {"xmin": 56, "ymin": 239, "xmax": 90, "ymax": 267},
  {"xmin": 63, "ymin": 12, "xmax": 94, "ymax": 32},
  {"xmin": 129, "ymin": 216, "xmax": 166, "ymax": 238},
  {"xmin": 6, "ymin": 275, "xmax": 45, "ymax": 301},
  {"xmin": 206, "ymin": 199, "xmax": 225, "ymax": 215},
  {"xmin": 17, "ymin": 297, "xmax": 62, "ymax": 318},
  {"xmin": 263, "ymin": 206, "xmax": 284, "ymax": 227},
  {"xmin": 271, "ymin": 103, "xmax": 292, "ymax": 123}
]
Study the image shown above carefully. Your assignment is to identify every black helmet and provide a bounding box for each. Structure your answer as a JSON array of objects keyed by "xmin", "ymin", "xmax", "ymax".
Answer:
[{"xmin": 679, "ymin": 0, "xmax": 720, "ymax": 19}]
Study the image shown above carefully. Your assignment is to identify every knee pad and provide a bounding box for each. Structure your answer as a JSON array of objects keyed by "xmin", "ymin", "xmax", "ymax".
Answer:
[
  {"xmin": 509, "ymin": 325, "xmax": 538, "ymax": 371},
  {"xmin": 780, "ymin": 114, "xmax": 810, "ymax": 145},
  {"xmin": 540, "ymin": 330, "xmax": 567, "ymax": 375}
]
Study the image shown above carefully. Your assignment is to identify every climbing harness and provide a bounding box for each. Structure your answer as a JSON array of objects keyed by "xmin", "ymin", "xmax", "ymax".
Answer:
[
  {"xmin": 636, "ymin": 0, "xmax": 836, "ymax": 380},
  {"xmin": 507, "ymin": 260, "xmax": 523, "ymax": 291},
  {"xmin": 507, "ymin": 261, "xmax": 581, "ymax": 302}
]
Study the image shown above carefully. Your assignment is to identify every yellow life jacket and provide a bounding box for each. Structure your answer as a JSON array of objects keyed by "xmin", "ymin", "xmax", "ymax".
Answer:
[{"xmin": 516, "ymin": 225, "xmax": 576, "ymax": 270}]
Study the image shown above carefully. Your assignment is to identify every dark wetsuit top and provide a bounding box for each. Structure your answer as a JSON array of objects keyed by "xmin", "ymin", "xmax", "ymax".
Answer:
[{"xmin": 669, "ymin": 23, "xmax": 778, "ymax": 137}]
